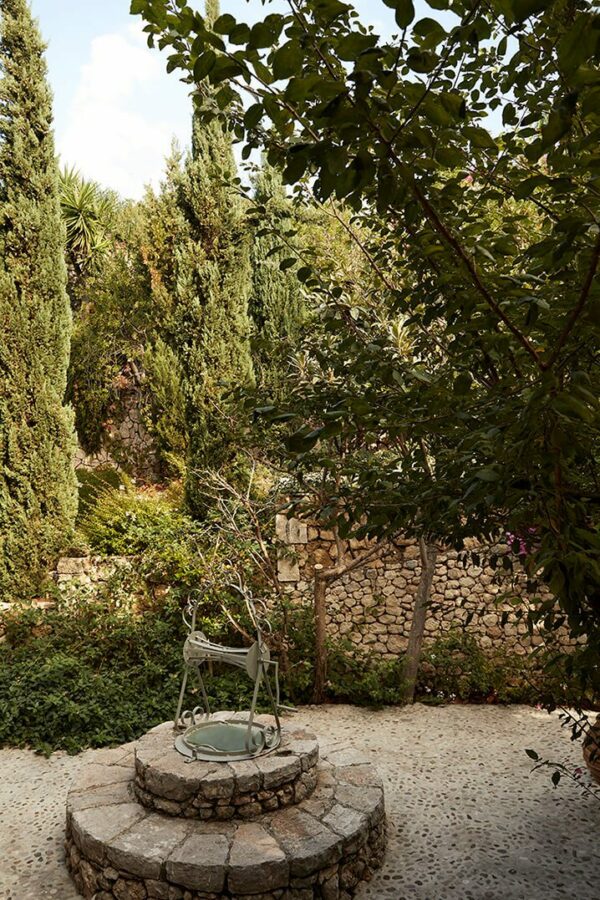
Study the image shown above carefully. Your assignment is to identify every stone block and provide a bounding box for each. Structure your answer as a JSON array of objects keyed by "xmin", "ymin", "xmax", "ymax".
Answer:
[
  {"xmin": 71, "ymin": 763, "xmax": 132, "ymax": 793},
  {"xmin": 113, "ymin": 879, "xmax": 147, "ymax": 900},
  {"xmin": 71, "ymin": 803, "xmax": 146, "ymax": 866},
  {"xmin": 145, "ymin": 881, "xmax": 170, "ymax": 899},
  {"xmin": 272, "ymin": 808, "xmax": 342, "ymax": 877},
  {"xmin": 257, "ymin": 754, "xmax": 301, "ymax": 789},
  {"xmin": 333, "ymin": 783, "xmax": 384, "ymax": 829},
  {"xmin": 200, "ymin": 768, "xmax": 235, "ymax": 800},
  {"xmin": 144, "ymin": 754, "xmax": 204, "ymax": 802},
  {"xmin": 323, "ymin": 804, "xmax": 368, "ymax": 847},
  {"xmin": 228, "ymin": 823, "xmax": 289, "ymax": 893},
  {"xmin": 68, "ymin": 780, "xmax": 132, "ymax": 815},
  {"xmin": 276, "ymin": 514, "xmax": 289, "ymax": 541},
  {"xmin": 107, "ymin": 816, "xmax": 191, "ymax": 879},
  {"xmin": 56, "ymin": 557, "xmax": 88, "ymax": 575},
  {"xmin": 166, "ymin": 831, "xmax": 230, "ymax": 892},
  {"xmin": 288, "ymin": 519, "xmax": 308, "ymax": 544},
  {"xmin": 231, "ymin": 759, "xmax": 261, "ymax": 793},
  {"xmin": 277, "ymin": 555, "xmax": 300, "ymax": 583}
]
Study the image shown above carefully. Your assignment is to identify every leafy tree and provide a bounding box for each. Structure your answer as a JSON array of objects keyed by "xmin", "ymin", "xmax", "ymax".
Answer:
[
  {"xmin": 0, "ymin": 0, "xmax": 77, "ymax": 599},
  {"xmin": 250, "ymin": 159, "xmax": 304, "ymax": 400},
  {"xmin": 134, "ymin": 0, "xmax": 600, "ymax": 701}
]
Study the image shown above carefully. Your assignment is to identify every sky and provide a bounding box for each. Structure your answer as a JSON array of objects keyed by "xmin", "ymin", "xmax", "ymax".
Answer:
[{"xmin": 28, "ymin": 1, "xmax": 409, "ymax": 201}]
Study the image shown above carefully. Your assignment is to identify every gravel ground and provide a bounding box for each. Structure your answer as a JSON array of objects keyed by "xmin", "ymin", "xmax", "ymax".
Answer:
[{"xmin": 0, "ymin": 704, "xmax": 598, "ymax": 900}]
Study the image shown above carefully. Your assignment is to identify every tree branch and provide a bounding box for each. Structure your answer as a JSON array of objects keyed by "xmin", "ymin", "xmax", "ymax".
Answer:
[{"xmin": 542, "ymin": 231, "xmax": 600, "ymax": 370}]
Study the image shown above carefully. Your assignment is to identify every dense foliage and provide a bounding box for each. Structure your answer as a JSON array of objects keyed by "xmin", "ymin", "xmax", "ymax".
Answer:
[
  {"xmin": 0, "ymin": 590, "xmax": 550, "ymax": 753},
  {"xmin": 176, "ymin": 108, "xmax": 254, "ymax": 508},
  {"xmin": 0, "ymin": 0, "xmax": 77, "ymax": 601},
  {"xmin": 250, "ymin": 160, "xmax": 305, "ymax": 400},
  {"xmin": 133, "ymin": 0, "xmax": 600, "ymax": 700}
]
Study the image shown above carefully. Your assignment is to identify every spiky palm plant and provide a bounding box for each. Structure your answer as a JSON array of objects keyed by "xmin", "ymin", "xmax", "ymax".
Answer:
[{"xmin": 59, "ymin": 166, "xmax": 117, "ymax": 280}]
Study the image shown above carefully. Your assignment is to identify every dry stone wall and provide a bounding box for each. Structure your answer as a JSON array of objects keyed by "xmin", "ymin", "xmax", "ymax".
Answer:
[
  {"xmin": 275, "ymin": 517, "xmax": 572, "ymax": 659},
  {"xmin": 53, "ymin": 557, "xmax": 132, "ymax": 595}
]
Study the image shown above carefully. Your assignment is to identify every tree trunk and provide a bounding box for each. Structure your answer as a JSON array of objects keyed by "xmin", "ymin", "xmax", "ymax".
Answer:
[
  {"xmin": 400, "ymin": 540, "xmax": 437, "ymax": 704},
  {"xmin": 312, "ymin": 573, "xmax": 329, "ymax": 703}
]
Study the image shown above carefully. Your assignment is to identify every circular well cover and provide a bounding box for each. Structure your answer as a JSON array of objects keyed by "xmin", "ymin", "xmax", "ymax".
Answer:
[{"xmin": 175, "ymin": 718, "xmax": 281, "ymax": 762}]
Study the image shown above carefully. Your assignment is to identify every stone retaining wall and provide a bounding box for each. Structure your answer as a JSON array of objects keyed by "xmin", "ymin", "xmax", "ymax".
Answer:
[
  {"xmin": 275, "ymin": 517, "xmax": 573, "ymax": 659},
  {"xmin": 53, "ymin": 556, "xmax": 132, "ymax": 594}
]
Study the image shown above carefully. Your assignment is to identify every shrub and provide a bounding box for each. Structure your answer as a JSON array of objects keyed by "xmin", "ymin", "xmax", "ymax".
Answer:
[
  {"xmin": 417, "ymin": 630, "xmax": 557, "ymax": 705},
  {"xmin": 78, "ymin": 484, "xmax": 195, "ymax": 557},
  {"xmin": 326, "ymin": 643, "xmax": 404, "ymax": 707},
  {"xmin": 76, "ymin": 467, "xmax": 125, "ymax": 520},
  {"xmin": 0, "ymin": 592, "xmax": 258, "ymax": 754}
]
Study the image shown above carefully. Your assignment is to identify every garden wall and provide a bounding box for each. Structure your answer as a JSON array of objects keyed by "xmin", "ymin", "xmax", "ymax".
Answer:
[{"xmin": 275, "ymin": 516, "xmax": 574, "ymax": 658}]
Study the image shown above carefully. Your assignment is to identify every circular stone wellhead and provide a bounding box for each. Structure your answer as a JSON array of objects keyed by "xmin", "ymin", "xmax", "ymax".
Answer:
[
  {"xmin": 134, "ymin": 718, "xmax": 320, "ymax": 821},
  {"xmin": 65, "ymin": 721, "xmax": 387, "ymax": 899}
]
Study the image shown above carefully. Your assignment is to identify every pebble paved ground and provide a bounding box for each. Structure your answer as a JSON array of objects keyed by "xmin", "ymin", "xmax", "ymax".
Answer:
[{"xmin": 0, "ymin": 704, "xmax": 598, "ymax": 900}]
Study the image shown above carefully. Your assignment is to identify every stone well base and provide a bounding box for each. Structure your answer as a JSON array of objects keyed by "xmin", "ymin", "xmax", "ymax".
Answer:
[
  {"xmin": 133, "ymin": 719, "xmax": 320, "ymax": 821},
  {"xmin": 65, "ymin": 724, "xmax": 386, "ymax": 900}
]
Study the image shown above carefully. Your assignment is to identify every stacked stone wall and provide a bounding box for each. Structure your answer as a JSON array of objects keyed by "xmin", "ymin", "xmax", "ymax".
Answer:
[{"xmin": 275, "ymin": 517, "xmax": 574, "ymax": 659}]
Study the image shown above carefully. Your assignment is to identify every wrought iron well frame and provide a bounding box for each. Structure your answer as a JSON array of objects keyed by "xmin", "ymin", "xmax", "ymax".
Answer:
[{"xmin": 173, "ymin": 573, "xmax": 284, "ymax": 761}]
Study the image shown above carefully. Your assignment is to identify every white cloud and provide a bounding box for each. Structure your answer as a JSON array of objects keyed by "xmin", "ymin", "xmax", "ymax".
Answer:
[{"xmin": 58, "ymin": 23, "xmax": 189, "ymax": 200}]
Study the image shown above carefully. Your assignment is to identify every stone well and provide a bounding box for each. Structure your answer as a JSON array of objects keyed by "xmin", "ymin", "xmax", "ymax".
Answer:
[{"xmin": 65, "ymin": 716, "xmax": 386, "ymax": 900}]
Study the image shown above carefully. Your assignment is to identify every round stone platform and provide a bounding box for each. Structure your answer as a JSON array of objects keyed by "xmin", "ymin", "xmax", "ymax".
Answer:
[
  {"xmin": 134, "ymin": 718, "xmax": 319, "ymax": 820},
  {"xmin": 65, "ymin": 723, "xmax": 386, "ymax": 900}
]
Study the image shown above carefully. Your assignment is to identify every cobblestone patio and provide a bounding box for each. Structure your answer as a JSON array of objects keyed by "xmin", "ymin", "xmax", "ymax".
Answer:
[{"xmin": 1, "ymin": 704, "xmax": 598, "ymax": 900}]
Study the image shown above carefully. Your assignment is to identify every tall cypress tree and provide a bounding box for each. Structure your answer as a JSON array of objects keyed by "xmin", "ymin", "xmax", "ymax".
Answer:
[
  {"xmin": 250, "ymin": 160, "xmax": 304, "ymax": 400},
  {"xmin": 175, "ymin": 0, "xmax": 253, "ymax": 513},
  {"xmin": 0, "ymin": 0, "xmax": 77, "ymax": 599}
]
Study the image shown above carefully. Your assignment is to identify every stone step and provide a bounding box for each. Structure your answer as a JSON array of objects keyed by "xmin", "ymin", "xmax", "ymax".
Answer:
[
  {"xmin": 66, "ymin": 736, "xmax": 386, "ymax": 900},
  {"xmin": 133, "ymin": 720, "xmax": 320, "ymax": 821}
]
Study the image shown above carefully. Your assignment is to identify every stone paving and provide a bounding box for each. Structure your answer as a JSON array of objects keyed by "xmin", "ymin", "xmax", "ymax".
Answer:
[{"xmin": 1, "ymin": 704, "xmax": 599, "ymax": 900}]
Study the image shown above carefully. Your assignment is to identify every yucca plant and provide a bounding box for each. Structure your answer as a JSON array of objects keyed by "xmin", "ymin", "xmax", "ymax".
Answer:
[{"xmin": 59, "ymin": 166, "xmax": 117, "ymax": 281}]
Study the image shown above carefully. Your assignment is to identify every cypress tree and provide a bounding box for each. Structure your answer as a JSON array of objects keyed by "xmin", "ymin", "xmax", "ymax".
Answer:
[
  {"xmin": 0, "ymin": 0, "xmax": 77, "ymax": 599},
  {"xmin": 250, "ymin": 160, "xmax": 304, "ymax": 400},
  {"xmin": 174, "ymin": 0, "xmax": 253, "ymax": 512}
]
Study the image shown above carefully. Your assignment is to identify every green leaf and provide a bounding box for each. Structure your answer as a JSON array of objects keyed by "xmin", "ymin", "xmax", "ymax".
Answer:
[
  {"xmin": 337, "ymin": 33, "xmax": 378, "ymax": 60},
  {"xmin": 383, "ymin": 0, "xmax": 415, "ymax": 28},
  {"xmin": 508, "ymin": 0, "xmax": 552, "ymax": 24},
  {"xmin": 193, "ymin": 50, "xmax": 217, "ymax": 80},
  {"xmin": 279, "ymin": 257, "xmax": 297, "ymax": 271},
  {"xmin": 406, "ymin": 48, "xmax": 437, "ymax": 73},
  {"xmin": 273, "ymin": 42, "xmax": 303, "ymax": 79},
  {"xmin": 244, "ymin": 103, "xmax": 264, "ymax": 129},
  {"xmin": 476, "ymin": 468, "xmax": 500, "ymax": 482},
  {"xmin": 453, "ymin": 373, "xmax": 472, "ymax": 395},
  {"xmin": 249, "ymin": 17, "xmax": 283, "ymax": 50},
  {"xmin": 213, "ymin": 13, "xmax": 236, "ymax": 35},
  {"xmin": 464, "ymin": 126, "xmax": 497, "ymax": 150},
  {"xmin": 229, "ymin": 23, "xmax": 250, "ymax": 44},
  {"xmin": 540, "ymin": 109, "xmax": 573, "ymax": 149},
  {"xmin": 424, "ymin": 91, "xmax": 465, "ymax": 125},
  {"xmin": 413, "ymin": 17, "xmax": 446, "ymax": 49},
  {"xmin": 513, "ymin": 175, "xmax": 548, "ymax": 199},
  {"xmin": 297, "ymin": 266, "xmax": 313, "ymax": 282}
]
